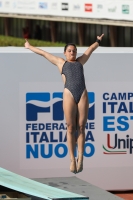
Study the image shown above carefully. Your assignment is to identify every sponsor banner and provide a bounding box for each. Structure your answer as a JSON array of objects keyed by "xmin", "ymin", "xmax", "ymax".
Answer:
[
  {"xmin": 0, "ymin": 0, "xmax": 133, "ymax": 21},
  {"xmin": 20, "ymin": 82, "xmax": 133, "ymax": 170},
  {"xmin": 101, "ymin": 87, "xmax": 133, "ymax": 157}
]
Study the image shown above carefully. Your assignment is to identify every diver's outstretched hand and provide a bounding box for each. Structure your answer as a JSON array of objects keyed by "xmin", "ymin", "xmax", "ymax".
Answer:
[
  {"xmin": 97, "ymin": 34, "xmax": 104, "ymax": 41},
  {"xmin": 24, "ymin": 39, "xmax": 30, "ymax": 49}
]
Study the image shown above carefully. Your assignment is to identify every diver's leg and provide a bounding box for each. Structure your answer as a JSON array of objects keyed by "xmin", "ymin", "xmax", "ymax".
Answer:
[
  {"xmin": 63, "ymin": 88, "xmax": 77, "ymax": 173},
  {"xmin": 77, "ymin": 89, "xmax": 88, "ymax": 173}
]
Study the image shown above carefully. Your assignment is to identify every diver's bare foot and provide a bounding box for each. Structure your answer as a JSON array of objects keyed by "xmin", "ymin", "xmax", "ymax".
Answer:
[
  {"xmin": 77, "ymin": 152, "xmax": 83, "ymax": 173},
  {"xmin": 70, "ymin": 159, "xmax": 77, "ymax": 174}
]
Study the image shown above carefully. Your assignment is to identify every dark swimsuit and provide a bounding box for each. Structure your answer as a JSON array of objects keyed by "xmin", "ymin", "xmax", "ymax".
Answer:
[{"xmin": 61, "ymin": 61, "xmax": 86, "ymax": 104}]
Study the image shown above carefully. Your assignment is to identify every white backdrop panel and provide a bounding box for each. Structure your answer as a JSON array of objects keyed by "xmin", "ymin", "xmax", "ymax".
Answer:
[{"xmin": 0, "ymin": 47, "xmax": 133, "ymax": 190}]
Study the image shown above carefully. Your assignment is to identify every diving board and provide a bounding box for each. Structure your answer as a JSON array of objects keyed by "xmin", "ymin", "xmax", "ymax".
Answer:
[{"xmin": 0, "ymin": 168, "xmax": 89, "ymax": 200}]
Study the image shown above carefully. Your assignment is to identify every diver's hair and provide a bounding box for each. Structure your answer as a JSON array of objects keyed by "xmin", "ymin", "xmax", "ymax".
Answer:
[{"xmin": 64, "ymin": 43, "xmax": 77, "ymax": 52}]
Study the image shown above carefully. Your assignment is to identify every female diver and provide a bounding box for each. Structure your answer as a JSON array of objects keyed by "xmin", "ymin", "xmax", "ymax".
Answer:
[{"xmin": 24, "ymin": 33, "xmax": 104, "ymax": 174}]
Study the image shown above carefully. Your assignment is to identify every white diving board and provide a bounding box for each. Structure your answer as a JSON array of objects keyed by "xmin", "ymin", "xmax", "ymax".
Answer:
[{"xmin": 0, "ymin": 168, "xmax": 89, "ymax": 200}]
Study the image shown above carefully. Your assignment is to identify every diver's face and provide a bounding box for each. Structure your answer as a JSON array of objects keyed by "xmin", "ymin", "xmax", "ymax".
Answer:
[{"xmin": 64, "ymin": 45, "xmax": 77, "ymax": 61}]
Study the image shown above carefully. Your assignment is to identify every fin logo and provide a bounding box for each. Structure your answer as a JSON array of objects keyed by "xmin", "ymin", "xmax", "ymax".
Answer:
[
  {"xmin": 26, "ymin": 92, "xmax": 63, "ymax": 121},
  {"xmin": 26, "ymin": 92, "xmax": 95, "ymax": 121}
]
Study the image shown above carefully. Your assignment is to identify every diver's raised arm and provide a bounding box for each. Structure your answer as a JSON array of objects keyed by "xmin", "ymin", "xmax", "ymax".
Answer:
[
  {"xmin": 77, "ymin": 34, "xmax": 104, "ymax": 65},
  {"xmin": 24, "ymin": 39, "xmax": 64, "ymax": 68}
]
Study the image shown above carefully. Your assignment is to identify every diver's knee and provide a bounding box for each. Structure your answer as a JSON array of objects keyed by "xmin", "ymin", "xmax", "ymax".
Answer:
[
  {"xmin": 67, "ymin": 124, "xmax": 76, "ymax": 134},
  {"xmin": 78, "ymin": 124, "xmax": 85, "ymax": 134}
]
